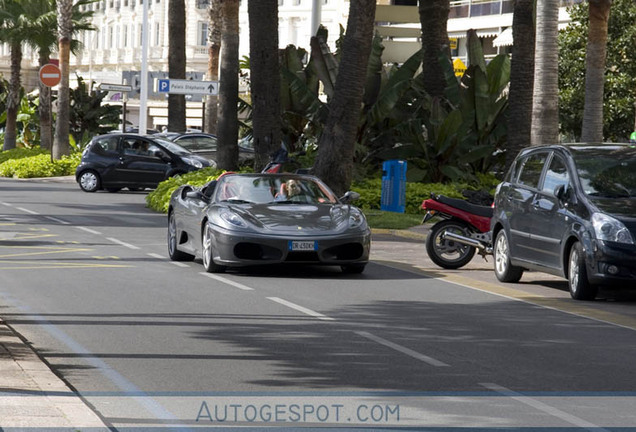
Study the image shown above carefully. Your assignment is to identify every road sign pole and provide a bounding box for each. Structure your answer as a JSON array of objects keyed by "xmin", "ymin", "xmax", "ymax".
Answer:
[{"xmin": 139, "ymin": 0, "xmax": 149, "ymax": 134}]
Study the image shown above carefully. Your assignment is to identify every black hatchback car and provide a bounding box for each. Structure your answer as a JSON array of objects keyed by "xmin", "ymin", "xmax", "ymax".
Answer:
[
  {"xmin": 75, "ymin": 133, "xmax": 214, "ymax": 192},
  {"xmin": 491, "ymin": 143, "xmax": 636, "ymax": 300}
]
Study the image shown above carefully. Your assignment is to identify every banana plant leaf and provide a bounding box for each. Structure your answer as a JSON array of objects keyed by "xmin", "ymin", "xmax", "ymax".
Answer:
[
  {"xmin": 309, "ymin": 36, "xmax": 339, "ymax": 99},
  {"xmin": 363, "ymin": 34, "xmax": 385, "ymax": 107},
  {"xmin": 466, "ymin": 29, "xmax": 487, "ymax": 73}
]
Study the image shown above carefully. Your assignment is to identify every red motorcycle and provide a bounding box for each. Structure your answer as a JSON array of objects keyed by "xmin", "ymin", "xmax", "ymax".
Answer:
[{"xmin": 421, "ymin": 193, "xmax": 493, "ymax": 269}]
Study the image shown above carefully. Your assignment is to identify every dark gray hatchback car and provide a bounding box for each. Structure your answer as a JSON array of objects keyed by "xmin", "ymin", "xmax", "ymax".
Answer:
[{"xmin": 491, "ymin": 143, "xmax": 636, "ymax": 300}]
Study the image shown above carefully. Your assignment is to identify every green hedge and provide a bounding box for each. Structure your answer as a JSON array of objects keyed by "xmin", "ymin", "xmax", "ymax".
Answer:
[
  {"xmin": 146, "ymin": 169, "xmax": 500, "ymax": 215},
  {"xmin": 0, "ymin": 149, "xmax": 81, "ymax": 178}
]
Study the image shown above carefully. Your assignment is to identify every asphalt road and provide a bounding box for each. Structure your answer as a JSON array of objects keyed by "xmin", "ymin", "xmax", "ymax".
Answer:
[{"xmin": 2, "ymin": 178, "xmax": 636, "ymax": 431}]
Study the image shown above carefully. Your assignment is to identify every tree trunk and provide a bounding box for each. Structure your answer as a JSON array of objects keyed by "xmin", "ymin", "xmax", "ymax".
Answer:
[
  {"xmin": 313, "ymin": 0, "xmax": 377, "ymax": 196},
  {"xmin": 418, "ymin": 0, "xmax": 451, "ymax": 99},
  {"xmin": 505, "ymin": 0, "xmax": 535, "ymax": 170},
  {"xmin": 216, "ymin": 0, "xmax": 240, "ymax": 170},
  {"xmin": 38, "ymin": 52, "xmax": 53, "ymax": 151},
  {"xmin": 3, "ymin": 42, "xmax": 21, "ymax": 151},
  {"xmin": 248, "ymin": 0, "xmax": 281, "ymax": 171},
  {"xmin": 580, "ymin": 0, "xmax": 612, "ymax": 142},
  {"xmin": 168, "ymin": 0, "xmax": 187, "ymax": 133},
  {"xmin": 205, "ymin": 0, "xmax": 222, "ymax": 134},
  {"xmin": 53, "ymin": 0, "xmax": 73, "ymax": 159},
  {"xmin": 531, "ymin": 0, "xmax": 560, "ymax": 146}
]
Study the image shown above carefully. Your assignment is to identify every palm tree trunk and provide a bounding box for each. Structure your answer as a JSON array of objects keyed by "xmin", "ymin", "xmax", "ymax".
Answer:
[
  {"xmin": 531, "ymin": 0, "xmax": 560, "ymax": 146},
  {"xmin": 216, "ymin": 0, "xmax": 240, "ymax": 170},
  {"xmin": 248, "ymin": 0, "xmax": 281, "ymax": 170},
  {"xmin": 418, "ymin": 0, "xmax": 451, "ymax": 99},
  {"xmin": 580, "ymin": 0, "xmax": 612, "ymax": 142},
  {"xmin": 168, "ymin": 0, "xmax": 186, "ymax": 133},
  {"xmin": 38, "ymin": 52, "xmax": 53, "ymax": 151},
  {"xmin": 313, "ymin": 0, "xmax": 377, "ymax": 196},
  {"xmin": 505, "ymin": 0, "xmax": 535, "ymax": 170},
  {"xmin": 53, "ymin": 0, "xmax": 73, "ymax": 159},
  {"xmin": 205, "ymin": 0, "xmax": 222, "ymax": 135},
  {"xmin": 3, "ymin": 42, "xmax": 22, "ymax": 151}
]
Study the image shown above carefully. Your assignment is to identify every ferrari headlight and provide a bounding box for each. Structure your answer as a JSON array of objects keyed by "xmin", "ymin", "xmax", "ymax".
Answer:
[
  {"xmin": 349, "ymin": 208, "xmax": 365, "ymax": 229},
  {"xmin": 592, "ymin": 212, "xmax": 634, "ymax": 244},
  {"xmin": 183, "ymin": 157, "xmax": 203, "ymax": 169},
  {"xmin": 220, "ymin": 210, "xmax": 247, "ymax": 228}
]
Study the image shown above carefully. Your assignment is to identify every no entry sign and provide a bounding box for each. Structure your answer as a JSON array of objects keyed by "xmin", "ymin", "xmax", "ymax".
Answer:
[{"xmin": 39, "ymin": 64, "xmax": 61, "ymax": 87}]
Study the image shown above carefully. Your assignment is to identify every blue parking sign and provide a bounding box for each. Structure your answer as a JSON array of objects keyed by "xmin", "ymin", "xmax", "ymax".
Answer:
[{"xmin": 158, "ymin": 79, "xmax": 170, "ymax": 93}]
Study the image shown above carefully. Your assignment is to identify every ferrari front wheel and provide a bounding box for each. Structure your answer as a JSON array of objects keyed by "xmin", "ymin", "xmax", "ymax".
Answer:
[{"xmin": 202, "ymin": 224, "xmax": 226, "ymax": 273}]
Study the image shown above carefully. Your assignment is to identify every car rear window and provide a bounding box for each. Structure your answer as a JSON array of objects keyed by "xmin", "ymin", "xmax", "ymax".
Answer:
[
  {"xmin": 92, "ymin": 136, "xmax": 119, "ymax": 155},
  {"xmin": 516, "ymin": 153, "xmax": 548, "ymax": 189}
]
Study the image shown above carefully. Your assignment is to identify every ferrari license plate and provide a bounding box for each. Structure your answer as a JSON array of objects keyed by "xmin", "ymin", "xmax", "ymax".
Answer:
[{"xmin": 289, "ymin": 240, "xmax": 317, "ymax": 251}]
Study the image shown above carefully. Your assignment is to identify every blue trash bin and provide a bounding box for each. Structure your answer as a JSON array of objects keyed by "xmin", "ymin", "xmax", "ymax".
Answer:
[{"xmin": 380, "ymin": 160, "xmax": 407, "ymax": 213}]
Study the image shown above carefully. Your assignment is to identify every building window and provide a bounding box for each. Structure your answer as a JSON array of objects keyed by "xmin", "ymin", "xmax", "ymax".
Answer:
[
  {"xmin": 197, "ymin": 22, "xmax": 208, "ymax": 46},
  {"xmin": 123, "ymin": 25, "xmax": 128, "ymax": 47},
  {"xmin": 155, "ymin": 22, "xmax": 160, "ymax": 45},
  {"xmin": 108, "ymin": 26, "xmax": 114, "ymax": 48},
  {"xmin": 139, "ymin": 24, "xmax": 143, "ymax": 46}
]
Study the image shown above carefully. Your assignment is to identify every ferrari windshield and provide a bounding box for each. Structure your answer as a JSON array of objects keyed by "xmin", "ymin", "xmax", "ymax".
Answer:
[
  {"xmin": 215, "ymin": 175, "xmax": 338, "ymax": 204},
  {"xmin": 571, "ymin": 145, "xmax": 636, "ymax": 198}
]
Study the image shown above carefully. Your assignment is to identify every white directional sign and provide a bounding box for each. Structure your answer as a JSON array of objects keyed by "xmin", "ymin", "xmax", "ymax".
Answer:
[
  {"xmin": 98, "ymin": 83, "xmax": 133, "ymax": 92},
  {"xmin": 157, "ymin": 79, "xmax": 219, "ymax": 95}
]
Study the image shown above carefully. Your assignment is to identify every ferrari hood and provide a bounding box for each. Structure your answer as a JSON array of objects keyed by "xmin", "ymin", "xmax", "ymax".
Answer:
[{"xmin": 229, "ymin": 203, "xmax": 360, "ymax": 234}]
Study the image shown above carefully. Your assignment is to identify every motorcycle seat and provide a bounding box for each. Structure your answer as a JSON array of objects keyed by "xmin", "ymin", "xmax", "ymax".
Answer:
[{"xmin": 436, "ymin": 195, "xmax": 493, "ymax": 218}]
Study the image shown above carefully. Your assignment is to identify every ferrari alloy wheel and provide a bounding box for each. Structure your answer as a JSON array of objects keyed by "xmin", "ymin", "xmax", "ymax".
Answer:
[
  {"xmin": 202, "ymin": 224, "xmax": 226, "ymax": 273},
  {"xmin": 78, "ymin": 170, "xmax": 101, "ymax": 192},
  {"xmin": 568, "ymin": 242, "xmax": 597, "ymax": 300},
  {"xmin": 493, "ymin": 230, "xmax": 523, "ymax": 283},
  {"xmin": 167, "ymin": 212, "xmax": 194, "ymax": 261}
]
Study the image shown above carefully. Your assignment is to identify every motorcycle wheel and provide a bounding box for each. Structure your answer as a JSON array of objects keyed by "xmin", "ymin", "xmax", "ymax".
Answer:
[{"xmin": 425, "ymin": 220, "xmax": 476, "ymax": 269}]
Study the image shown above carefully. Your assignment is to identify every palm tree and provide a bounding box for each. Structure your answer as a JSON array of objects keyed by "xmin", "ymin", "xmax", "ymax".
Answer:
[
  {"xmin": 204, "ymin": 0, "xmax": 222, "ymax": 134},
  {"xmin": 216, "ymin": 0, "xmax": 240, "ymax": 170},
  {"xmin": 168, "ymin": 0, "xmax": 186, "ymax": 133},
  {"xmin": 313, "ymin": 0, "xmax": 377, "ymax": 196},
  {"xmin": 248, "ymin": 0, "xmax": 281, "ymax": 170},
  {"xmin": 0, "ymin": 0, "xmax": 28, "ymax": 151},
  {"xmin": 418, "ymin": 0, "xmax": 451, "ymax": 99},
  {"xmin": 505, "ymin": 0, "xmax": 535, "ymax": 170},
  {"xmin": 23, "ymin": 0, "xmax": 94, "ymax": 151},
  {"xmin": 531, "ymin": 0, "xmax": 560, "ymax": 146},
  {"xmin": 53, "ymin": 0, "xmax": 73, "ymax": 159},
  {"xmin": 580, "ymin": 0, "xmax": 612, "ymax": 142}
]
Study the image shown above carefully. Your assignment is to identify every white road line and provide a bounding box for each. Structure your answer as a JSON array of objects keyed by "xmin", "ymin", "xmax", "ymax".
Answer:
[
  {"xmin": 267, "ymin": 297, "xmax": 334, "ymax": 321},
  {"xmin": 76, "ymin": 226, "xmax": 102, "ymax": 235},
  {"xmin": 106, "ymin": 237, "xmax": 140, "ymax": 250},
  {"xmin": 16, "ymin": 207, "xmax": 38, "ymax": 215},
  {"xmin": 147, "ymin": 253, "xmax": 165, "ymax": 259},
  {"xmin": 354, "ymin": 330, "xmax": 450, "ymax": 367},
  {"xmin": 481, "ymin": 383, "xmax": 608, "ymax": 431},
  {"xmin": 200, "ymin": 273, "xmax": 255, "ymax": 291},
  {"xmin": 44, "ymin": 216, "xmax": 70, "ymax": 225},
  {"xmin": 1, "ymin": 202, "xmax": 13, "ymax": 206},
  {"xmin": 171, "ymin": 261, "xmax": 190, "ymax": 268}
]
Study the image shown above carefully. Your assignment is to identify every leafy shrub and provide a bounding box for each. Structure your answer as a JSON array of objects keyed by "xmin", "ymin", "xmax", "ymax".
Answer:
[
  {"xmin": 0, "ymin": 151, "xmax": 81, "ymax": 178},
  {"xmin": 351, "ymin": 172, "xmax": 500, "ymax": 214},
  {"xmin": 0, "ymin": 147, "xmax": 48, "ymax": 164},
  {"xmin": 146, "ymin": 167, "xmax": 228, "ymax": 213}
]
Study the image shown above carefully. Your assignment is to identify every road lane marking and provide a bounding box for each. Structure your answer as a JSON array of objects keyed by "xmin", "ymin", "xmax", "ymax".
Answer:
[
  {"xmin": 106, "ymin": 237, "xmax": 140, "ymax": 250},
  {"xmin": 44, "ymin": 216, "xmax": 70, "ymax": 225},
  {"xmin": 0, "ymin": 260, "xmax": 131, "ymax": 269},
  {"xmin": 1, "ymin": 202, "xmax": 13, "ymax": 206},
  {"xmin": 76, "ymin": 226, "xmax": 102, "ymax": 235},
  {"xmin": 16, "ymin": 207, "xmax": 38, "ymax": 215},
  {"xmin": 267, "ymin": 297, "xmax": 334, "ymax": 321},
  {"xmin": 481, "ymin": 383, "xmax": 608, "ymax": 431},
  {"xmin": 0, "ymin": 246, "xmax": 91, "ymax": 258},
  {"xmin": 147, "ymin": 253, "xmax": 165, "ymax": 259},
  {"xmin": 355, "ymin": 331, "xmax": 450, "ymax": 367},
  {"xmin": 171, "ymin": 261, "xmax": 190, "ymax": 268},
  {"xmin": 200, "ymin": 273, "xmax": 255, "ymax": 290}
]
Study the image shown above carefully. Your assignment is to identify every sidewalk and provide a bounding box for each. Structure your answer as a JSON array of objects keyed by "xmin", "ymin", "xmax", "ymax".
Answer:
[{"xmin": 0, "ymin": 319, "xmax": 110, "ymax": 430}]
